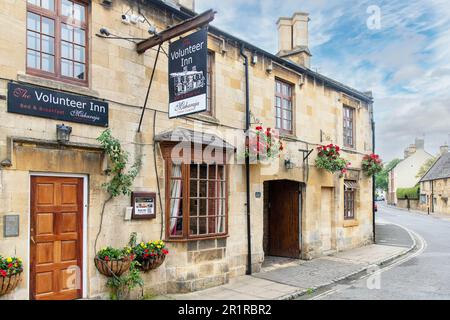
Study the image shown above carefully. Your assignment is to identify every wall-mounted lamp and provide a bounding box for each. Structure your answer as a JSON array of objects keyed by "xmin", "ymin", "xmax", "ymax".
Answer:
[
  {"xmin": 251, "ymin": 53, "xmax": 258, "ymax": 65},
  {"xmin": 102, "ymin": 0, "xmax": 113, "ymax": 6},
  {"xmin": 285, "ymin": 158, "xmax": 295, "ymax": 170},
  {"xmin": 266, "ymin": 61, "xmax": 273, "ymax": 74},
  {"xmin": 99, "ymin": 27, "xmax": 111, "ymax": 36},
  {"xmin": 56, "ymin": 124, "xmax": 72, "ymax": 144}
]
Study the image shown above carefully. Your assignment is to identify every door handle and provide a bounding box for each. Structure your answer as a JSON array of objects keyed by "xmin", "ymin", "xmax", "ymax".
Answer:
[{"xmin": 31, "ymin": 236, "xmax": 36, "ymax": 244}]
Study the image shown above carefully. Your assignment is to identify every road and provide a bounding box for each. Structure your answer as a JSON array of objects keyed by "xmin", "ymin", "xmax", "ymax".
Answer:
[{"xmin": 308, "ymin": 203, "xmax": 450, "ymax": 300}]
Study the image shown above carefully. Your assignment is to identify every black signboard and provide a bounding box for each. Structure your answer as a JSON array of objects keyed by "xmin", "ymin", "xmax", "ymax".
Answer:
[
  {"xmin": 168, "ymin": 28, "xmax": 208, "ymax": 118},
  {"xmin": 7, "ymin": 82, "xmax": 109, "ymax": 127}
]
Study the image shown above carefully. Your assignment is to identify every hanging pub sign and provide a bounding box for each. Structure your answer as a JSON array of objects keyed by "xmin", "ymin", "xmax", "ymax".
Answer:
[
  {"xmin": 168, "ymin": 28, "xmax": 208, "ymax": 118},
  {"xmin": 7, "ymin": 82, "xmax": 109, "ymax": 127}
]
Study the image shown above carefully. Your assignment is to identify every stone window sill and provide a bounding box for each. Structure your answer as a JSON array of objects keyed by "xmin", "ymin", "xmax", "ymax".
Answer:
[
  {"xmin": 186, "ymin": 113, "xmax": 220, "ymax": 125},
  {"xmin": 343, "ymin": 219, "xmax": 359, "ymax": 228},
  {"xmin": 164, "ymin": 234, "xmax": 229, "ymax": 243}
]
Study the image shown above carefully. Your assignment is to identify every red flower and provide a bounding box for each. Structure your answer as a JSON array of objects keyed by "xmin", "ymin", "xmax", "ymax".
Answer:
[
  {"xmin": 162, "ymin": 249, "xmax": 169, "ymax": 255},
  {"xmin": 0, "ymin": 270, "xmax": 7, "ymax": 277},
  {"xmin": 144, "ymin": 249, "xmax": 149, "ymax": 253},
  {"xmin": 144, "ymin": 254, "xmax": 149, "ymax": 258},
  {"xmin": 130, "ymin": 254, "xmax": 135, "ymax": 260},
  {"xmin": 7, "ymin": 263, "xmax": 13, "ymax": 268},
  {"xmin": 255, "ymin": 126, "xmax": 263, "ymax": 131},
  {"xmin": 104, "ymin": 256, "xmax": 110, "ymax": 261}
]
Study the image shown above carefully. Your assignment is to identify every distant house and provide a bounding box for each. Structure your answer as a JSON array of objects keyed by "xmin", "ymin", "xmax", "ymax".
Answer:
[
  {"xmin": 387, "ymin": 138, "xmax": 434, "ymax": 205},
  {"xmin": 419, "ymin": 146, "xmax": 450, "ymax": 214}
]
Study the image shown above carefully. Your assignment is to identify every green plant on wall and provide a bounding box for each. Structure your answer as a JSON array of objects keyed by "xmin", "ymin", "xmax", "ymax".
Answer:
[{"xmin": 97, "ymin": 129, "xmax": 142, "ymax": 197}]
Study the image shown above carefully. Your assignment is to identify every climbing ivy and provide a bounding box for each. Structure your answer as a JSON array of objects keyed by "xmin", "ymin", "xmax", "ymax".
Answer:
[{"xmin": 97, "ymin": 129, "xmax": 142, "ymax": 197}]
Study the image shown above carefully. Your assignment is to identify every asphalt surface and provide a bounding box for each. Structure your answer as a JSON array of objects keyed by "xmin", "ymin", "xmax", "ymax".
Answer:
[{"xmin": 309, "ymin": 203, "xmax": 450, "ymax": 300}]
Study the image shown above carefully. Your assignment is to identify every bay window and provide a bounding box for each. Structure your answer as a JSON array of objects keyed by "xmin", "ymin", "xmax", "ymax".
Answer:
[{"xmin": 167, "ymin": 162, "xmax": 228, "ymax": 240}]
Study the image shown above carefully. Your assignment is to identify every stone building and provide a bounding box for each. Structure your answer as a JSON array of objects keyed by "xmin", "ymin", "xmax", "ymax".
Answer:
[
  {"xmin": 419, "ymin": 147, "xmax": 450, "ymax": 214},
  {"xmin": 387, "ymin": 138, "xmax": 434, "ymax": 205},
  {"xmin": 0, "ymin": 0, "xmax": 374, "ymax": 300}
]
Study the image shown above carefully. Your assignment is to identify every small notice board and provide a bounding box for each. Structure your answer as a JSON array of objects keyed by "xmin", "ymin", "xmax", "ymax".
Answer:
[{"xmin": 131, "ymin": 192, "xmax": 156, "ymax": 220}]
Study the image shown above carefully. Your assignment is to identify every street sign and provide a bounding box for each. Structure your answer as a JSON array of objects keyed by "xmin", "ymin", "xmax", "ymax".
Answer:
[{"xmin": 168, "ymin": 29, "xmax": 208, "ymax": 118}]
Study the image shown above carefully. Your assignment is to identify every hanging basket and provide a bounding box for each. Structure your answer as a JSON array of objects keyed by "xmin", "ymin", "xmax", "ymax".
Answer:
[
  {"xmin": 0, "ymin": 272, "xmax": 22, "ymax": 296},
  {"xmin": 94, "ymin": 256, "xmax": 131, "ymax": 277},
  {"xmin": 137, "ymin": 255, "xmax": 166, "ymax": 273}
]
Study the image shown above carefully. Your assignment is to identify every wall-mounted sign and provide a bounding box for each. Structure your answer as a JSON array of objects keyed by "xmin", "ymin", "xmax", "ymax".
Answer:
[
  {"xmin": 168, "ymin": 28, "xmax": 208, "ymax": 119},
  {"xmin": 3, "ymin": 215, "xmax": 19, "ymax": 237},
  {"xmin": 7, "ymin": 82, "xmax": 109, "ymax": 127},
  {"xmin": 131, "ymin": 192, "xmax": 156, "ymax": 220}
]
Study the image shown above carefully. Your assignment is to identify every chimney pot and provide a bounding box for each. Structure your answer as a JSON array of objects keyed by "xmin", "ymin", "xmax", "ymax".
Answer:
[{"xmin": 440, "ymin": 145, "xmax": 449, "ymax": 155}]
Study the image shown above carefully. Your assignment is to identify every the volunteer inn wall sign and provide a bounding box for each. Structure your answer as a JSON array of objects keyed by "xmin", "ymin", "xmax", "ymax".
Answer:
[{"xmin": 7, "ymin": 82, "xmax": 109, "ymax": 127}]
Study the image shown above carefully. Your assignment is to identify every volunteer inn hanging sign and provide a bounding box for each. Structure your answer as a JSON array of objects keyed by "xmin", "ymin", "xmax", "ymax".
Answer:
[
  {"xmin": 168, "ymin": 28, "xmax": 208, "ymax": 118},
  {"xmin": 7, "ymin": 82, "xmax": 109, "ymax": 127}
]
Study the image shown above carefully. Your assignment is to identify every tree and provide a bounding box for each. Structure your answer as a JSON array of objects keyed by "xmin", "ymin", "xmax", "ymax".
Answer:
[
  {"xmin": 416, "ymin": 157, "xmax": 437, "ymax": 179},
  {"xmin": 375, "ymin": 158, "xmax": 402, "ymax": 191}
]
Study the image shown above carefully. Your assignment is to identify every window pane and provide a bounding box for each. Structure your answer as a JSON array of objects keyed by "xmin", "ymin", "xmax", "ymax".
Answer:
[
  {"xmin": 41, "ymin": 0, "xmax": 55, "ymax": 11},
  {"xmin": 27, "ymin": 0, "xmax": 39, "ymax": 6},
  {"xmin": 27, "ymin": 12, "xmax": 40, "ymax": 32},
  {"xmin": 41, "ymin": 53, "xmax": 54, "ymax": 72},
  {"xmin": 199, "ymin": 180, "xmax": 207, "ymax": 198},
  {"xmin": 41, "ymin": 35, "xmax": 54, "ymax": 54},
  {"xmin": 74, "ymin": 28, "xmax": 85, "ymax": 45},
  {"xmin": 61, "ymin": 24, "xmax": 73, "ymax": 42},
  {"xmin": 199, "ymin": 164, "xmax": 207, "ymax": 179},
  {"xmin": 190, "ymin": 164, "xmax": 198, "ymax": 179},
  {"xmin": 190, "ymin": 218, "xmax": 198, "ymax": 235},
  {"xmin": 74, "ymin": 62, "xmax": 85, "ymax": 80},
  {"xmin": 199, "ymin": 199, "xmax": 207, "ymax": 216},
  {"xmin": 190, "ymin": 199, "xmax": 199, "ymax": 217},
  {"xmin": 27, "ymin": 50, "xmax": 40, "ymax": 69},
  {"xmin": 190, "ymin": 179, "xmax": 198, "ymax": 198},
  {"xmin": 61, "ymin": 59, "xmax": 73, "ymax": 77},
  {"xmin": 41, "ymin": 17, "xmax": 54, "ymax": 36},
  {"xmin": 276, "ymin": 117, "xmax": 281, "ymax": 129},
  {"xmin": 276, "ymin": 97, "xmax": 281, "ymax": 107},
  {"xmin": 74, "ymin": 3, "xmax": 85, "ymax": 22},
  {"xmin": 27, "ymin": 31, "xmax": 40, "ymax": 51},
  {"xmin": 61, "ymin": 42, "xmax": 73, "ymax": 59},
  {"xmin": 74, "ymin": 45, "xmax": 85, "ymax": 62},
  {"xmin": 208, "ymin": 217, "xmax": 216, "ymax": 234},
  {"xmin": 198, "ymin": 217, "xmax": 207, "ymax": 235},
  {"xmin": 62, "ymin": 0, "xmax": 73, "ymax": 17},
  {"xmin": 276, "ymin": 82, "xmax": 281, "ymax": 93},
  {"xmin": 170, "ymin": 218, "xmax": 183, "ymax": 236},
  {"xmin": 169, "ymin": 199, "xmax": 182, "ymax": 218}
]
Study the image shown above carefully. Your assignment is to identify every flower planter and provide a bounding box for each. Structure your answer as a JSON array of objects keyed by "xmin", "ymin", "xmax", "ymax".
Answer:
[
  {"xmin": 0, "ymin": 272, "xmax": 22, "ymax": 296},
  {"xmin": 137, "ymin": 255, "xmax": 166, "ymax": 272},
  {"xmin": 94, "ymin": 256, "xmax": 131, "ymax": 277}
]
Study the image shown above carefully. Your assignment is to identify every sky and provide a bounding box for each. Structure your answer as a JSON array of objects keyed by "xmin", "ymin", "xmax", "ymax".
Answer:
[{"xmin": 196, "ymin": 0, "xmax": 450, "ymax": 162}]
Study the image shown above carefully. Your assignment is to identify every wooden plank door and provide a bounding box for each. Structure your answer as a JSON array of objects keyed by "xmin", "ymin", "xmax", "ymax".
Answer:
[
  {"xmin": 268, "ymin": 181, "xmax": 300, "ymax": 258},
  {"xmin": 30, "ymin": 176, "xmax": 83, "ymax": 300}
]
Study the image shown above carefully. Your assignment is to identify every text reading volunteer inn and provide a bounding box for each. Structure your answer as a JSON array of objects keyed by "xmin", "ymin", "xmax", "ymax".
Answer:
[{"xmin": 0, "ymin": 0, "xmax": 374, "ymax": 300}]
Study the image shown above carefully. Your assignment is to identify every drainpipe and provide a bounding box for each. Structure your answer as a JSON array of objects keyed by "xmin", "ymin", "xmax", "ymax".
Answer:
[
  {"xmin": 371, "ymin": 102, "xmax": 376, "ymax": 242},
  {"xmin": 240, "ymin": 44, "xmax": 252, "ymax": 275},
  {"xmin": 431, "ymin": 180, "xmax": 434, "ymax": 213}
]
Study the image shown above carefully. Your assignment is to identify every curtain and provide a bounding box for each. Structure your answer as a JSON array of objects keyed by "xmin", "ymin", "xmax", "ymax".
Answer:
[{"xmin": 170, "ymin": 164, "xmax": 182, "ymax": 235}]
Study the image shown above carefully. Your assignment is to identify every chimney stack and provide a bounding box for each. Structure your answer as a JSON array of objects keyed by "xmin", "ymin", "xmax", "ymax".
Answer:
[
  {"xmin": 276, "ymin": 12, "xmax": 311, "ymax": 68},
  {"xmin": 440, "ymin": 145, "xmax": 449, "ymax": 155},
  {"xmin": 415, "ymin": 138, "xmax": 425, "ymax": 150}
]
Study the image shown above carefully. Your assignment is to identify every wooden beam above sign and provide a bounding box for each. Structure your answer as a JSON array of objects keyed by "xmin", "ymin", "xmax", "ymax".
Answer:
[{"xmin": 136, "ymin": 9, "xmax": 216, "ymax": 54}]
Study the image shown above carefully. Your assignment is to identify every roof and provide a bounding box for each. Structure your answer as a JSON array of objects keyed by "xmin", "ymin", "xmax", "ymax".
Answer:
[
  {"xmin": 155, "ymin": 127, "xmax": 235, "ymax": 150},
  {"xmin": 420, "ymin": 153, "xmax": 450, "ymax": 182},
  {"xmin": 147, "ymin": 0, "xmax": 373, "ymax": 103}
]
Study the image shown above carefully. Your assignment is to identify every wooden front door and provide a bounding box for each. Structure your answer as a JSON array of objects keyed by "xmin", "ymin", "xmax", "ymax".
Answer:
[
  {"xmin": 268, "ymin": 180, "xmax": 300, "ymax": 258},
  {"xmin": 30, "ymin": 176, "xmax": 83, "ymax": 300}
]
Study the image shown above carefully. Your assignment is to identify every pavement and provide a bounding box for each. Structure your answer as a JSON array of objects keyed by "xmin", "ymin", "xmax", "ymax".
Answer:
[{"xmin": 162, "ymin": 216, "xmax": 415, "ymax": 300}]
